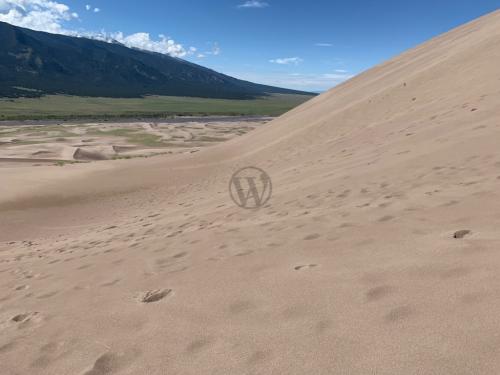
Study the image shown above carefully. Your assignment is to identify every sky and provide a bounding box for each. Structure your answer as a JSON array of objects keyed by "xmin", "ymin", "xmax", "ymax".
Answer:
[{"xmin": 1, "ymin": 0, "xmax": 499, "ymax": 92}]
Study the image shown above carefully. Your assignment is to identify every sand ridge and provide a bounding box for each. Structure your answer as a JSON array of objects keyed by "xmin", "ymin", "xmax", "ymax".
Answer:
[{"xmin": 1, "ymin": 9, "xmax": 500, "ymax": 374}]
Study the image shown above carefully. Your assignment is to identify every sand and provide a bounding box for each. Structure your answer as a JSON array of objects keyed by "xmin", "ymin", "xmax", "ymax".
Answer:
[
  {"xmin": 0, "ymin": 117, "xmax": 269, "ymax": 166},
  {"xmin": 1, "ymin": 10, "xmax": 500, "ymax": 374}
]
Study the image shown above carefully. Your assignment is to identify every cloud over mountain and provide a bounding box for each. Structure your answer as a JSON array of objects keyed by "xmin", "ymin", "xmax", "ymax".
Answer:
[
  {"xmin": 0, "ymin": 0, "xmax": 194, "ymax": 58},
  {"xmin": 0, "ymin": 0, "xmax": 77, "ymax": 34}
]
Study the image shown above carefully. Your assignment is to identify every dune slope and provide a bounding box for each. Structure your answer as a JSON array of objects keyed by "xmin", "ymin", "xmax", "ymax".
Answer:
[{"xmin": 1, "ymin": 10, "xmax": 500, "ymax": 375}]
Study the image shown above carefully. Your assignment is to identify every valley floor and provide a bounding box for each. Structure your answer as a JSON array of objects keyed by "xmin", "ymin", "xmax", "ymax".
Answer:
[{"xmin": 0, "ymin": 93, "xmax": 312, "ymax": 121}]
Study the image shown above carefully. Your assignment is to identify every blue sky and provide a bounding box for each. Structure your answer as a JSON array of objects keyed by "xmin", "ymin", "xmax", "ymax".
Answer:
[{"xmin": 1, "ymin": 0, "xmax": 499, "ymax": 91}]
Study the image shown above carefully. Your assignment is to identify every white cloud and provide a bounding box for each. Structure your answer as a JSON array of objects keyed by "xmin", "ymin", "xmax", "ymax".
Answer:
[
  {"xmin": 86, "ymin": 31, "xmax": 191, "ymax": 57},
  {"xmin": 85, "ymin": 4, "xmax": 99, "ymax": 13},
  {"xmin": 196, "ymin": 42, "xmax": 221, "ymax": 58},
  {"xmin": 228, "ymin": 70, "xmax": 353, "ymax": 92},
  {"xmin": 269, "ymin": 57, "xmax": 303, "ymax": 65},
  {"xmin": 0, "ymin": 0, "xmax": 200, "ymax": 58},
  {"xmin": 0, "ymin": 0, "xmax": 78, "ymax": 34},
  {"xmin": 238, "ymin": 1, "xmax": 269, "ymax": 8},
  {"xmin": 315, "ymin": 43, "xmax": 332, "ymax": 47}
]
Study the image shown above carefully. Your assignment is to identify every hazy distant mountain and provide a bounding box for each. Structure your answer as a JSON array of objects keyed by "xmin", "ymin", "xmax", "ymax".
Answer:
[{"xmin": 0, "ymin": 22, "xmax": 313, "ymax": 99}]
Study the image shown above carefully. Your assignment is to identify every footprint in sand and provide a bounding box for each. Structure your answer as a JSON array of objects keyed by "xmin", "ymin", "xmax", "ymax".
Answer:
[
  {"xmin": 294, "ymin": 264, "xmax": 318, "ymax": 271},
  {"xmin": 77, "ymin": 264, "xmax": 93, "ymax": 270},
  {"xmin": 11, "ymin": 312, "xmax": 40, "ymax": 323},
  {"xmin": 84, "ymin": 356, "xmax": 112, "ymax": 374},
  {"xmin": 378, "ymin": 215, "xmax": 395, "ymax": 222},
  {"xmin": 365, "ymin": 285, "xmax": 394, "ymax": 302},
  {"xmin": 337, "ymin": 190, "xmax": 351, "ymax": 198},
  {"xmin": 303, "ymin": 233, "xmax": 321, "ymax": 240},
  {"xmin": 0, "ymin": 341, "xmax": 16, "ymax": 353},
  {"xmin": 186, "ymin": 338, "xmax": 211, "ymax": 354},
  {"xmin": 100, "ymin": 279, "xmax": 121, "ymax": 287},
  {"xmin": 83, "ymin": 352, "xmax": 134, "ymax": 375},
  {"xmin": 453, "ymin": 230, "xmax": 471, "ymax": 239},
  {"xmin": 235, "ymin": 250, "xmax": 254, "ymax": 257},
  {"xmin": 384, "ymin": 305, "xmax": 414, "ymax": 323},
  {"xmin": 247, "ymin": 349, "xmax": 272, "ymax": 365},
  {"xmin": 139, "ymin": 289, "xmax": 172, "ymax": 303}
]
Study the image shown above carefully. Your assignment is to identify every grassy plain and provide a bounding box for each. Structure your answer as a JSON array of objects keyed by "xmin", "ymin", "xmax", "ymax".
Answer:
[{"xmin": 0, "ymin": 93, "xmax": 313, "ymax": 121}]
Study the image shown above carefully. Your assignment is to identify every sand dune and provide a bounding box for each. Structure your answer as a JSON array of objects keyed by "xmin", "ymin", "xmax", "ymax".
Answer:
[
  {"xmin": 73, "ymin": 146, "xmax": 115, "ymax": 161},
  {"xmin": 1, "ymin": 10, "xmax": 500, "ymax": 374},
  {"xmin": 0, "ymin": 118, "xmax": 267, "ymax": 166}
]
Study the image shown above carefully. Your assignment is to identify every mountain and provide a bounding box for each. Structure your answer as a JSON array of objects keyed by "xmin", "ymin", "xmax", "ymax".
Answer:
[{"xmin": 0, "ymin": 21, "xmax": 313, "ymax": 99}]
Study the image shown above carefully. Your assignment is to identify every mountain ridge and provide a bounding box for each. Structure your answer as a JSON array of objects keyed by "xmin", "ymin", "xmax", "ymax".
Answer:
[{"xmin": 0, "ymin": 21, "xmax": 313, "ymax": 99}]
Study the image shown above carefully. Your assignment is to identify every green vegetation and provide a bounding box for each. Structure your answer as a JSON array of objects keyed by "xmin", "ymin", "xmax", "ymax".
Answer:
[
  {"xmin": 111, "ymin": 152, "xmax": 171, "ymax": 160},
  {"xmin": 87, "ymin": 128, "xmax": 137, "ymax": 137},
  {"xmin": 0, "ymin": 94, "xmax": 313, "ymax": 121},
  {"xmin": 10, "ymin": 139, "xmax": 46, "ymax": 145},
  {"xmin": 88, "ymin": 128, "xmax": 165, "ymax": 147},
  {"xmin": 2, "ymin": 125, "xmax": 79, "ymax": 137},
  {"xmin": 126, "ymin": 133, "xmax": 165, "ymax": 147},
  {"xmin": 54, "ymin": 160, "xmax": 82, "ymax": 166}
]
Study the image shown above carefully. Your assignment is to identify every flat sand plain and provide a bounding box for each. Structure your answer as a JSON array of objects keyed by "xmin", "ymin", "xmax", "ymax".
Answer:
[{"xmin": 1, "ymin": 10, "xmax": 500, "ymax": 375}]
